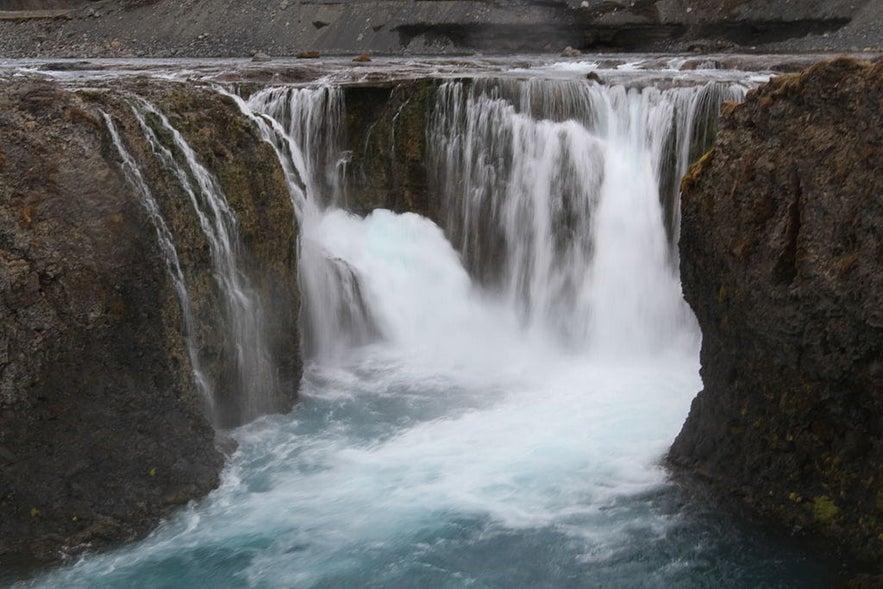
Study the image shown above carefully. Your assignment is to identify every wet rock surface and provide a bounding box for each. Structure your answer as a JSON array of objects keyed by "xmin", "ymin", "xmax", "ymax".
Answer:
[
  {"xmin": 342, "ymin": 80, "xmax": 439, "ymax": 220},
  {"xmin": 0, "ymin": 78, "xmax": 299, "ymax": 573},
  {"xmin": 669, "ymin": 58, "xmax": 883, "ymax": 578}
]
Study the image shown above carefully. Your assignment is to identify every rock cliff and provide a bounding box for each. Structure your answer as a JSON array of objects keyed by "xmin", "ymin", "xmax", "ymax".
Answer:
[
  {"xmin": 0, "ymin": 79, "xmax": 300, "ymax": 571},
  {"xmin": 670, "ymin": 58, "xmax": 883, "ymax": 576}
]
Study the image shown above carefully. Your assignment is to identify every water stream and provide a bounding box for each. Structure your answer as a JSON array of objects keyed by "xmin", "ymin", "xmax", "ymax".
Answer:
[{"xmin": 131, "ymin": 98, "xmax": 280, "ymax": 424}]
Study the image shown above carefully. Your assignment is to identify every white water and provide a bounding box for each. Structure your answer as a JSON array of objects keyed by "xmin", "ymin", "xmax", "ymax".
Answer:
[
  {"xmin": 430, "ymin": 79, "xmax": 744, "ymax": 353},
  {"xmin": 19, "ymin": 73, "xmax": 825, "ymax": 587},
  {"xmin": 239, "ymin": 86, "xmax": 377, "ymax": 358}
]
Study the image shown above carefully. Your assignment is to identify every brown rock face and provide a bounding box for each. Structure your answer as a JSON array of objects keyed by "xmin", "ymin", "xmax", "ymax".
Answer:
[
  {"xmin": 669, "ymin": 58, "xmax": 883, "ymax": 573},
  {"xmin": 342, "ymin": 81, "xmax": 438, "ymax": 221},
  {"xmin": 0, "ymin": 79, "xmax": 300, "ymax": 570}
]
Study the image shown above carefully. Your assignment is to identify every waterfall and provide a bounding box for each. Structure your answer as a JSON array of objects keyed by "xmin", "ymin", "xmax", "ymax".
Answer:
[
  {"xmin": 28, "ymin": 68, "xmax": 828, "ymax": 589},
  {"xmin": 246, "ymin": 86, "xmax": 348, "ymax": 211},
  {"xmin": 237, "ymin": 86, "xmax": 377, "ymax": 359},
  {"xmin": 429, "ymin": 78, "xmax": 745, "ymax": 355},
  {"xmin": 127, "ymin": 98, "xmax": 280, "ymax": 424},
  {"xmin": 102, "ymin": 112, "xmax": 213, "ymax": 411},
  {"xmin": 662, "ymin": 82, "xmax": 747, "ymax": 252},
  {"xmin": 233, "ymin": 76, "xmax": 743, "ymax": 360}
]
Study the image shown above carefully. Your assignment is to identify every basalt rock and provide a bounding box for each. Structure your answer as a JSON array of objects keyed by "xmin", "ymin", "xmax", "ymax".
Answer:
[
  {"xmin": 0, "ymin": 78, "xmax": 299, "ymax": 572},
  {"xmin": 669, "ymin": 58, "xmax": 883, "ymax": 576}
]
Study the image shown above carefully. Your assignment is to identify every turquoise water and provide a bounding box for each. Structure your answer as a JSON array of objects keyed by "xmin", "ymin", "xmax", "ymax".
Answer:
[{"xmin": 19, "ymin": 358, "xmax": 831, "ymax": 589}]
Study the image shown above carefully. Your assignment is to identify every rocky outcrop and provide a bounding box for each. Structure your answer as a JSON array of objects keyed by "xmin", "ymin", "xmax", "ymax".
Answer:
[
  {"xmin": 669, "ymin": 58, "xmax": 883, "ymax": 576},
  {"xmin": 0, "ymin": 0, "xmax": 878, "ymax": 58},
  {"xmin": 0, "ymin": 79, "xmax": 299, "ymax": 570}
]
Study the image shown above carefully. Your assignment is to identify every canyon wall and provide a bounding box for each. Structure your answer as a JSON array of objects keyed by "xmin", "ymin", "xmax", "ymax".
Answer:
[{"xmin": 670, "ymin": 58, "xmax": 883, "ymax": 577}]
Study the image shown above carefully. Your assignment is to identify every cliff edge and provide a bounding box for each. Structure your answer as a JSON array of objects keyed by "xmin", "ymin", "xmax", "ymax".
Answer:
[{"xmin": 670, "ymin": 58, "xmax": 883, "ymax": 577}]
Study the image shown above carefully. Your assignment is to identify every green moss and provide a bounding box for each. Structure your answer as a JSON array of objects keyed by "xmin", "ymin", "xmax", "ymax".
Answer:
[
  {"xmin": 680, "ymin": 147, "xmax": 715, "ymax": 195},
  {"xmin": 812, "ymin": 495, "xmax": 840, "ymax": 523}
]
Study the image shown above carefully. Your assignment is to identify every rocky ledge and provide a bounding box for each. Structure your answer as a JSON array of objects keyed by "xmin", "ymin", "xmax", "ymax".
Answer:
[{"xmin": 669, "ymin": 58, "xmax": 883, "ymax": 579}]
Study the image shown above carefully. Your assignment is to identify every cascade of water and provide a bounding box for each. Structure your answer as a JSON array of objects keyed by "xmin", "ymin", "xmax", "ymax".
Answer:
[
  {"xmin": 664, "ymin": 82, "xmax": 747, "ymax": 248},
  {"xmin": 235, "ymin": 86, "xmax": 377, "ymax": 358},
  {"xmin": 247, "ymin": 86, "xmax": 347, "ymax": 210},
  {"xmin": 130, "ymin": 98, "xmax": 278, "ymax": 423},
  {"xmin": 389, "ymin": 97, "xmax": 411, "ymax": 162},
  {"xmin": 430, "ymin": 78, "xmax": 745, "ymax": 355},
  {"xmin": 102, "ymin": 112, "xmax": 213, "ymax": 411},
  {"xmin": 215, "ymin": 87, "xmax": 314, "ymax": 220}
]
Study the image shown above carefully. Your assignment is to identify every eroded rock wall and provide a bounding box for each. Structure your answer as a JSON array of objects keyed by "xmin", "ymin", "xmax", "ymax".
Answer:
[
  {"xmin": 93, "ymin": 82, "xmax": 302, "ymax": 427},
  {"xmin": 669, "ymin": 58, "xmax": 883, "ymax": 574},
  {"xmin": 0, "ymin": 78, "xmax": 299, "ymax": 568},
  {"xmin": 0, "ymin": 0, "xmax": 878, "ymax": 58}
]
